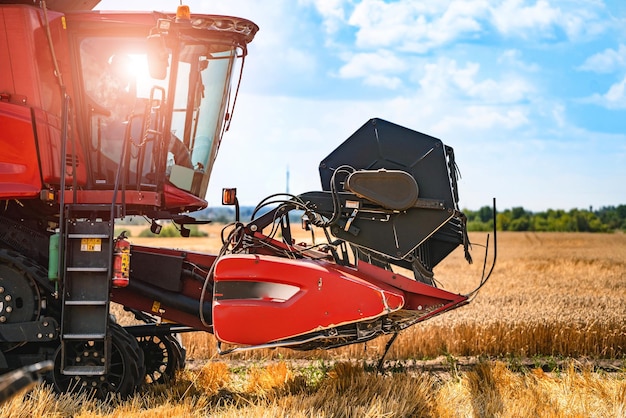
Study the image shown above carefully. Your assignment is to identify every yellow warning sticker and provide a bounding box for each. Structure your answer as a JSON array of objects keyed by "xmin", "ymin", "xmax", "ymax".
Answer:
[{"xmin": 80, "ymin": 238, "xmax": 102, "ymax": 252}]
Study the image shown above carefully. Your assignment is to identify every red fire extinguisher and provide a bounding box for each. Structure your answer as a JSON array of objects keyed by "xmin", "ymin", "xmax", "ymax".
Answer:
[{"xmin": 112, "ymin": 232, "xmax": 131, "ymax": 288}]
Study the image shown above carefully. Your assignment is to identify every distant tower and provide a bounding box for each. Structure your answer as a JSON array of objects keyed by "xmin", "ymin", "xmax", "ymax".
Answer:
[{"xmin": 286, "ymin": 165, "xmax": 290, "ymax": 194}]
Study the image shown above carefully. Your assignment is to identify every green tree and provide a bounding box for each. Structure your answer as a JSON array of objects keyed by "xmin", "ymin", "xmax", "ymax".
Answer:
[{"xmin": 478, "ymin": 206, "xmax": 493, "ymax": 222}]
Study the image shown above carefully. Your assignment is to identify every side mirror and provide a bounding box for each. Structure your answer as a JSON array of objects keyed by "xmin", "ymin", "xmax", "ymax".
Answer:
[
  {"xmin": 146, "ymin": 33, "xmax": 169, "ymax": 80},
  {"xmin": 222, "ymin": 188, "xmax": 240, "ymax": 222}
]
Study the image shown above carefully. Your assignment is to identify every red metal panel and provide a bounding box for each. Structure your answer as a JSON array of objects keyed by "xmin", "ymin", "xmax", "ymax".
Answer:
[
  {"xmin": 0, "ymin": 5, "xmax": 72, "ymax": 112},
  {"xmin": 1, "ymin": 6, "xmax": 42, "ymax": 108},
  {"xmin": 163, "ymin": 183, "xmax": 208, "ymax": 211},
  {"xmin": 34, "ymin": 108, "xmax": 87, "ymax": 187},
  {"xmin": 335, "ymin": 261, "xmax": 468, "ymax": 310},
  {"xmin": 0, "ymin": 9, "xmax": 14, "ymax": 95},
  {"xmin": 0, "ymin": 5, "xmax": 84, "ymax": 190},
  {"xmin": 0, "ymin": 102, "xmax": 42, "ymax": 198},
  {"xmin": 0, "ymin": 5, "xmax": 72, "ymax": 114},
  {"xmin": 62, "ymin": 189, "xmax": 161, "ymax": 206},
  {"xmin": 212, "ymin": 254, "xmax": 405, "ymax": 346}
]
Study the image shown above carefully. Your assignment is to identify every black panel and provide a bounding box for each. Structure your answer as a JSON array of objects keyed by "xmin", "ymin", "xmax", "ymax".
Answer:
[
  {"xmin": 319, "ymin": 118, "xmax": 454, "ymax": 207},
  {"xmin": 304, "ymin": 118, "xmax": 468, "ymax": 270},
  {"xmin": 214, "ymin": 280, "xmax": 299, "ymax": 302},
  {"xmin": 130, "ymin": 250, "xmax": 184, "ymax": 292}
]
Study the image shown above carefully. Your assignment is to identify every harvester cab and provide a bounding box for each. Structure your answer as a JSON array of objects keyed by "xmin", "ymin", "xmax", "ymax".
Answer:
[
  {"xmin": 68, "ymin": 4, "xmax": 257, "ymax": 217},
  {"xmin": 0, "ymin": 1, "xmax": 495, "ymax": 400},
  {"xmin": 73, "ymin": 6, "xmax": 257, "ymax": 213}
]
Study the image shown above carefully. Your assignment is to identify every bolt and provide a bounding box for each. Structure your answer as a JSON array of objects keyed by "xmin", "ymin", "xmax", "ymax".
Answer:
[
  {"xmin": 83, "ymin": 351, "xmax": 89, "ymax": 357},
  {"xmin": 43, "ymin": 321, "xmax": 48, "ymax": 327},
  {"xmin": 0, "ymin": 286, "xmax": 4, "ymax": 293},
  {"xmin": 48, "ymin": 333, "xmax": 54, "ymax": 338},
  {"xmin": 76, "ymin": 357, "xmax": 81, "ymax": 362},
  {"xmin": 0, "ymin": 316, "xmax": 5, "ymax": 323},
  {"xmin": 4, "ymin": 295, "xmax": 11, "ymax": 302},
  {"xmin": 37, "ymin": 333, "xmax": 42, "ymax": 339},
  {"xmin": 5, "ymin": 306, "xmax": 12, "ymax": 313}
]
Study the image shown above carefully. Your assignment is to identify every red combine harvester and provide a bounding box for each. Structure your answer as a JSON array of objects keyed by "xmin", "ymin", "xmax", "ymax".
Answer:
[{"xmin": 0, "ymin": 1, "xmax": 494, "ymax": 398}]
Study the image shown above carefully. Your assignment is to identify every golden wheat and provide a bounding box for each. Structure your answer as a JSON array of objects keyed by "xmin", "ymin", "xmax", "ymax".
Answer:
[{"xmin": 3, "ymin": 360, "xmax": 625, "ymax": 417}]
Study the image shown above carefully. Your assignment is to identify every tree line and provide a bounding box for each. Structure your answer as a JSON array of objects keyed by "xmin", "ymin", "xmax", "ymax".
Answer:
[
  {"xmin": 186, "ymin": 204, "xmax": 626, "ymax": 233},
  {"xmin": 464, "ymin": 205, "xmax": 626, "ymax": 232}
]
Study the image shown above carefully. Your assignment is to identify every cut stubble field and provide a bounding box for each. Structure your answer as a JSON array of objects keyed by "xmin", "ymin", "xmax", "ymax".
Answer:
[{"xmin": 3, "ymin": 227, "xmax": 625, "ymax": 417}]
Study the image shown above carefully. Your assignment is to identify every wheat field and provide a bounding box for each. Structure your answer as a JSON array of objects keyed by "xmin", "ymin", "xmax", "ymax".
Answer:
[{"xmin": 1, "ymin": 228, "xmax": 624, "ymax": 417}]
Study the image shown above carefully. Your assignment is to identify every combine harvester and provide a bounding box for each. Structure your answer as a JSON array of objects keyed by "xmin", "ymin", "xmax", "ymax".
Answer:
[{"xmin": 0, "ymin": 0, "xmax": 495, "ymax": 398}]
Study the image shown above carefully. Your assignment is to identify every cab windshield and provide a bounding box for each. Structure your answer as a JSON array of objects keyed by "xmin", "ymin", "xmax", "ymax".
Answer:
[{"xmin": 79, "ymin": 35, "xmax": 240, "ymax": 199}]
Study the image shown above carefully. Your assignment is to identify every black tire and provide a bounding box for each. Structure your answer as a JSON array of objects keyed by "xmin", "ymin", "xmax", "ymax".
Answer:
[
  {"xmin": 51, "ymin": 323, "xmax": 145, "ymax": 399},
  {"xmin": 0, "ymin": 249, "xmax": 46, "ymax": 354},
  {"xmin": 167, "ymin": 334, "xmax": 186, "ymax": 368},
  {"xmin": 138, "ymin": 334, "xmax": 184, "ymax": 384}
]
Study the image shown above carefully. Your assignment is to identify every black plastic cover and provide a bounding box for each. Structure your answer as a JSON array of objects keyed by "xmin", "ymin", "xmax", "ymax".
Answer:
[{"xmin": 319, "ymin": 118, "xmax": 455, "ymax": 208}]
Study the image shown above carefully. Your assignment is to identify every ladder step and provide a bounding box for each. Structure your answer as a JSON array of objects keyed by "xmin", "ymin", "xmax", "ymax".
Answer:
[
  {"xmin": 64, "ymin": 300, "xmax": 108, "ymax": 306},
  {"xmin": 62, "ymin": 333, "xmax": 106, "ymax": 340},
  {"xmin": 62, "ymin": 365, "xmax": 106, "ymax": 376},
  {"xmin": 67, "ymin": 233, "xmax": 110, "ymax": 239},
  {"xmin": 66, "ymin": 267, "xmax": 108, "ymax": 272}
]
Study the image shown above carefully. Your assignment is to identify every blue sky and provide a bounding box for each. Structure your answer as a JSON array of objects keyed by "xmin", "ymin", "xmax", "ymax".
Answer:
[{"xmin": 97, "ymin": 0, "xmax": 625, "ymax": 211}]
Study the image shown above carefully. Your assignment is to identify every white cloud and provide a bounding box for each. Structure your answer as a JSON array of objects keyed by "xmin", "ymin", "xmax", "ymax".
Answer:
[
  {"xmin": 605, "ymin": 77, "xmax": 626, "ymax": 104},
  {"xmin": 490, "ymin": 0, "xmax": 556, "ymax": 37},
  {"xmin": 498, "ymin": 49, "xmax": 540, "ymax": 72},
  {"xmin": 347, "ymin": 0, "xmax": 488, "ymax": 53},
  {"xmin": 281, "ymin": 48, "xmax": 319, "ymax": 75},
  {"xmin": 578, "ymin": 44, "xmax": 626, "ymax": 73},
  {"xmin": 551, "ymin": 103, "xmax": 566, "ymax": 128},
  {"xmin": 338, "ymin": 0, "xmax": 611, "ymax": 54},
  {"xmin": 584, "ymin": 76, "xmax": 626, "ymax": 109},
  {"xmin": 302, "ymin": 0, "xmax": 346, "ymax": 34},
  {"xmin": 431, "ymin": 106, "xmax": 529, "ymax": 135},
  {"xmin": 489, "ymin": 0, "xmax": 583, "ymax": 40},
  {"xmin": 337, "ymin": 50, "xmax": 406, "ymax": 88},
  {"xmin": 418, "ymin": 58, "xmax": 534, "ymax": 104}
]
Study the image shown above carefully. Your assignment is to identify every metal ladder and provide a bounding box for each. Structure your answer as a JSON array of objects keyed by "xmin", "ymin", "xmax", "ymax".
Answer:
[{"xmin": 59, "ymin": 204, "xmax": 116, "ymax": 376}]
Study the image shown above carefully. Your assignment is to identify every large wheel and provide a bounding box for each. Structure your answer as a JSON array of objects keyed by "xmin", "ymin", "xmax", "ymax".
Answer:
[
  {"xmin": 138, "ymin": 334, "xmax": 185, "ymax": 384},
  {"xmin": 51, "ymin": 323, "xmax": 145, "ymax": 399},
  {"xmin": 0, "ymin": 249, "xmax": 45, "ymax": 353}
]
